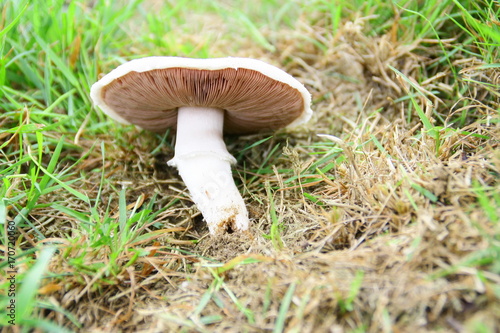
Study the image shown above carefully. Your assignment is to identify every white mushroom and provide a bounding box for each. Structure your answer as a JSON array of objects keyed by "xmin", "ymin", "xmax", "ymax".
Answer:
[{"xmin": 90, "ymin": 56, "xmax": 312, "ymax": 235}]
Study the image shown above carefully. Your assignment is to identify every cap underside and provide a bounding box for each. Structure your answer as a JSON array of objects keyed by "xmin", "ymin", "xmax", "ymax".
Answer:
[{"xmin": 100, "ymin": 67, "xmax": 305, "ymax": 134}]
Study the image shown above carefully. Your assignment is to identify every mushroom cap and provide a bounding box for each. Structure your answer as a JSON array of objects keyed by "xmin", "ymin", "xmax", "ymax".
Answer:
[{"xmin": 90, "ymin": 56, "xmax": 312, "ymax": 134}]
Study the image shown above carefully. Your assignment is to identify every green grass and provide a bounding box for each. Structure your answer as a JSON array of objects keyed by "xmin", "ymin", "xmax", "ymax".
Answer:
[{"xmin": 1, "ymin": 0, "xmax": 499, "ymax": 332}]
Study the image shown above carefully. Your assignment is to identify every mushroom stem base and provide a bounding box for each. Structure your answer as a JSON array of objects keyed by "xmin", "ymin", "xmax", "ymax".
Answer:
[
  {"xmin": 171, "ymin": 154, "xmax": 249, "ymax": 234},
  {"xmin": 168, "ymin": 106, "xmax": 249, "ymax": 235}
]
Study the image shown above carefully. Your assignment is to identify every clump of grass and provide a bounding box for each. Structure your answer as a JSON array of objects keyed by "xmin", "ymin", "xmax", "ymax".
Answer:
[{"xmin": 1, "ymin": 0, "xmax": 499, "ymax": 332}]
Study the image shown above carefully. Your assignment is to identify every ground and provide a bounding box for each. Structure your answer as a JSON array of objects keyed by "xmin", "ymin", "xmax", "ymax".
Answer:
[{"xmin": 0, "ymin": 1, "xmax": 499, "ymax": 332}]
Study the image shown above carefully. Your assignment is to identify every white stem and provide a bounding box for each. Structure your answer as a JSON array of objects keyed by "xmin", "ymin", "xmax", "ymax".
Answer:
[{"xmin": 167, "ymin": 106, "xmax": 249, "ymax": 234}]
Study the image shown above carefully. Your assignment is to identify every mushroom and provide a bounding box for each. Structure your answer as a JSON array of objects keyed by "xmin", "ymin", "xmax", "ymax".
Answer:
[{"xmin": 90, "ymin": 56, "xmax": 312, "ymax": 235}]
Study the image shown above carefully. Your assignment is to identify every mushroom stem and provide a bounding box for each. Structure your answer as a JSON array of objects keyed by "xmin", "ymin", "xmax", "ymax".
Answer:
[{"xmin": 167, "ymin": 106, "xmax": 249, "ymax": 234}]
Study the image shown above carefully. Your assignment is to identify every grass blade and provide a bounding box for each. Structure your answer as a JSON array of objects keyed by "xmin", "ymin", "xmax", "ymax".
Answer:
[
  {"xmin": 16, "ymin": 247, "xmax": 57, "ymax": 320},
  {"xmin": 274, "ymin": 282, "xmax": 297, "ymax": 333}
]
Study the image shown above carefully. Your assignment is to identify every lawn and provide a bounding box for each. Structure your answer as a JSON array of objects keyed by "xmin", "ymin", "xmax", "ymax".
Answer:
[{"xmin": 1, "ymin": 0, "xmax": 499, "ymax": 332}]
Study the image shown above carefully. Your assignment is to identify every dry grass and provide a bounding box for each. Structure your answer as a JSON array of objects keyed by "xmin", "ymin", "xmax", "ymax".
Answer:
[{"xmin": 1, "ymin": 1, "xmax": 499, "ymax": 332}]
